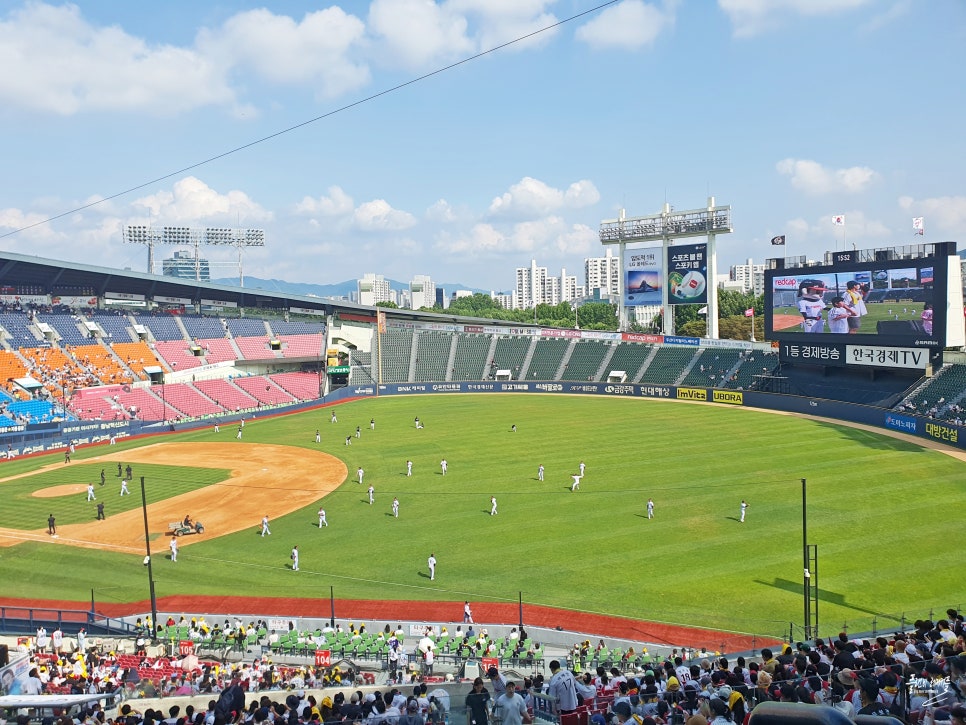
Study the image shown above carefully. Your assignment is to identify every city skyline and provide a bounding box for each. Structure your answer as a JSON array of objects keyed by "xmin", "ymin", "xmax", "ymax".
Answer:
[{"xmin": 0, "ymin": 1, "xmax": 962, "ymax": 290}]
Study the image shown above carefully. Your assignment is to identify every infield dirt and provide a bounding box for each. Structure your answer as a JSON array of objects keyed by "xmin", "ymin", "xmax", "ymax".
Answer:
[{"xmin": 0, "ymin": 442, "xmax": 346, "ymax": 551}]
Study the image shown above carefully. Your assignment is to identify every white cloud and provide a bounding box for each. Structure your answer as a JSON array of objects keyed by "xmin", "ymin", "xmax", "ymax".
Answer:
[
  {"xmin": 196, "ymin": 7, "xmax": 370, "ymax": 99},
  {"xmin": 426, "ymin": 199, "xmax": 460, "ymax": 223},
  {"xmin": 489, "ymin": 177, "xmax": 600, "ymax": 217},
  {"xmin": 575, "ymin": 0, "xmax": 675, "ymax": 50},
  {"xmin": 437, "ymin": 223, "xmax": 507, "ymax": 254},
  {"xmin": 131, "ymin": 177, "xmax": 272, "ymax": 223},
  {"xmin": 776, "ymin": 158, "xmax": 877, "ymax": 195},
  {"xmin": 0, "ymin": 207, "xmax": 65, "ymax": 241},
  {"xmin": 898, "ymin": 195, "xmax": 966, "ymax": 231},
  {"xmin": 437, "ymin": 216, "xmax": 596, "ymax": 257},
  {"xmin": 564, "ymin": 180, "xmax": 601, "ymax": 208},
  {"xmin": 448, "ymin": 0, "xmax": 559, "ymax": 52},
  {"xmin": 295, "ymin": 187, "xmax": 355, "ymax": 217},
  {"xmin": 0, "ymin": 3, "xmax": 371, "ymax": 115},
  {"xmin": 0, "ymin": 3, "xmax": 236, "ymax": 115},
  {"xmin": 353, "ymin": 199, "xmax": 417, "ymax": 231},
  {"xmin": 367, "ymin": 0, "xmax": 473, "ymax": 69},
  {"xmin": 719, "ymin": 0, "xmax": 873, "ymax": 37}
]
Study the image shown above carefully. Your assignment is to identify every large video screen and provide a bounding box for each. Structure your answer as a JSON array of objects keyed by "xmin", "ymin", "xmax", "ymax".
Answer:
[{"xmin": 765, "ymin": 255, "xmax": 947, "ymax": 350}]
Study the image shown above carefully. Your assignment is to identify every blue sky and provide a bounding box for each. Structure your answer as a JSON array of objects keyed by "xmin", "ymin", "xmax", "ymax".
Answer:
[{"xmin": 0, "ymin": 0, "xmax": 963, "ymax": 292}]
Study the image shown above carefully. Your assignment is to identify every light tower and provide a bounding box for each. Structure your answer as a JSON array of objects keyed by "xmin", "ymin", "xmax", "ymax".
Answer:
[
  {"xmin": 123, "ymin": 225, "xmax": 266, "ymax": 285},
  {"xmin": 598, "ymin": 198, "xmax": 732, "ymax": 336}
]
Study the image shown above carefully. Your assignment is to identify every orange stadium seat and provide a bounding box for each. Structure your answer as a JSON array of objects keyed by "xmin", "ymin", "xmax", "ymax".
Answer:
[{"xmin": 109, "ymin": 341, "xmax": 164, "ymax": 379}]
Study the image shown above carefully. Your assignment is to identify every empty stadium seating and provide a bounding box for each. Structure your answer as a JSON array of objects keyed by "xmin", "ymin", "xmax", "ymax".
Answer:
[
  {"xmin": 158, "ymin": 382, "xmax": 223, "ymax": 418},
  {"xmin": 451, "ymin": 334, "xmax": 490, "ymax": 381},
  {"xmin": 195, "ymin": 338, "xmax": 237, "ymax": 364},
  {"xmin": 270, "ymin": 372, "xmax": 322, "ymax": 400},
  {"xmin": 233, "ymin": 376, "xmax": 296, "ymax": 405},
  {"xmin": 525, "ymin": 338, "xmax": 569, "ymax": 380},
  {"xmin": 133, "ymin": 313, "xmax": 186, "ymax": 342},
  {"xmin": 235, "ymin": 336, "xmax": 277, "ymax": 360},
  {"xmin": 226, "ymin": 318, "xmax": 269, "ymax": 337},
  {"xmin": 115, "ymin": 386, "xmax": 178, "ymax": 421},
  {"xmin": 181, "ymin": 315, "xmax": 227, "ymax": 339},
  {"xmin": 414, "ymin": 332, "xmax": 453, "ymax": 381},
  {"xmin": 277, "ymin": 333, "xmax": 324, "ymax": 358},
  {"xmin": 268, "ymin": 319, "xmax": 326, "ymax": 336},
  {"xmin": 380, "ymin": 329, "xmax": 414, "ymax": 383},
  {"xmin": 154, "ymin": 340, "xmax": 205, "ymax": 370},
  {"xmin": 91, "ymin": 311, "xmax": 135, "ymax": 342},
  {"xmin": 194, "ymin": 378, "xmax": 258, "ymax": 412},
  {"xmin": 491, "ymin": 336, "xmax": 530, "ymax": 379},
  {"xmin": 638, "ymin": 346, "xmax": 699, "ymax": 385},
  {"xmin": 606, "ymin": 342, "xmax": 654, "ymax": 383},
  {"xmin": 349, "ymin": 350, "xmax": 375, "ymax": 385},
  {"xmin": 560, "ymin": 340, "xmax": 610, "ymax": 381}
]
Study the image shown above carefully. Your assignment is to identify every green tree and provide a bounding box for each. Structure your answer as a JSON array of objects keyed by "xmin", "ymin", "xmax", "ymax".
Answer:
[{"xmin": 375, "ymin": 301, "xmax": 398, "ymax": 309}]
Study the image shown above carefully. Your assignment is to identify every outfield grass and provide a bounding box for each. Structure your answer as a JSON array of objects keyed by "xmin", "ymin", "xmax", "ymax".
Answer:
[
  {"xmin": 0, "ymin": 463, "xmax": 231, "ymax": 528},
  {"xmin": 1, "ymin": 394, "xmax": 962, "ymax": 639}
]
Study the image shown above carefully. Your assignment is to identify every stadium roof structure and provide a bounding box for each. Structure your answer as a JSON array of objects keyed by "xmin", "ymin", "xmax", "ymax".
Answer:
[{"xmin": 0, "ymin": 250, "xmax": 518, "ymax": 328}]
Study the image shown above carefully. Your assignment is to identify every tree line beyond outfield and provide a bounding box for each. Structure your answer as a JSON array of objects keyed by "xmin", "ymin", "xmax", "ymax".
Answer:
[{"xmin": 392, "ymin": 290, "xmax": 764, "ymax": 339}]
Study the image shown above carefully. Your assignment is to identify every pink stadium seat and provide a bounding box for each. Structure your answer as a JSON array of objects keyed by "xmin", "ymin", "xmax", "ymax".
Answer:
[
  {"xmin": 194, "ymin": 378, "xmax": 258, "ymax": 412},
  {"xmin": 269, "ymin": 372, "xmax": 322, "ymax": 400},
  {"xmin": 116, "ymin": 386, "xmax": 179, "ymax": 421},
  {"xmin": 154, "ymin": 341, "xmax": 204, "ymax": 370},
  {"xmin": 159, "ymin": 383, "xmax": 222, "ymax": 417},
  {"xmin": 197, "ymin": 338, "xmax": 238, "ymax": 364},
  {"xmin": 277, "ymin": 334, "xmax": 324, "ymax": 358},
  {"xmin": 233, "ymin": 376, "xmax": 296, "ymax": 405},
  {"xmin": 234, "ymin": 336, "xmax": 277, "ymax": 360}
]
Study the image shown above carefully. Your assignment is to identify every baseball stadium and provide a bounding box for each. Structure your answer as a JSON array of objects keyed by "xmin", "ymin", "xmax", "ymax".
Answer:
[{"xmin": 0, "ymin": 246, "xmax": 963, "ymax": 725}]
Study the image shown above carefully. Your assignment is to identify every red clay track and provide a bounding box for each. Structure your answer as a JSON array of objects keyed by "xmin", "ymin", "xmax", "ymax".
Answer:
[{"xmin": 0, "ymin": 596, "xmax": 779, "ymax": 652}]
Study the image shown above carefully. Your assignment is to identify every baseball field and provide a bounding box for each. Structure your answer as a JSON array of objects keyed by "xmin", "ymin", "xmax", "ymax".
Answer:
[{"xmin": 0, "ymin": 393, "xmax": 962, "ymax": 644}]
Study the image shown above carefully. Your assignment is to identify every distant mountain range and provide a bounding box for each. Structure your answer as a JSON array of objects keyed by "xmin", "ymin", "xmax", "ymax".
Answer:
[{"xmin": 212, "ymin": 276, "xmax": 494, "ymax": 298}]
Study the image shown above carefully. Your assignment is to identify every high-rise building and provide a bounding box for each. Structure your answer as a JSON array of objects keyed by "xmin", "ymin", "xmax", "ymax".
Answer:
[
  {"xmin": 730, "ymin": 258, "xmax": 765, "ymax": 296},
  {"xmin": 584, "ymin": 248, "xmax": 620, "ymax": 297},
  {"xmin": 491, "ymin": 292, "xmax": 514, "ymax": 310},
  {"xmin": 515, "ymin": 260, "xmax": 548, "ymax": 309},
  {"xmin": 409, "ymin": 275, "xmax": 435, "ymax": 310},
  {"xmin": 560, "ymin": 268, "xmax": 584, "ymax": 302},
  {"xmin": 357, "ymin": 273, "xmax": 392, "ymax": 306},
  {"xmin": 514, "ymin": 259, "xmax": 582, "ymax": 309},
  {"xmin": 162, "ymin": 250, "xmax": 210, "ymax": 281}
]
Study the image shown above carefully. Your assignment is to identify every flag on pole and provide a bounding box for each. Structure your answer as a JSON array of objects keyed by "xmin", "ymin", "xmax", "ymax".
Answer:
[
  {"xmin": 913, "ymin": 217, "xmax": 924, "ymax": 235},
  {"xmin": 832, "ymin": 214, "xmax": 846, "ymax": 226},
  {"xmin": 697, "ymin": 306, "xmax": 708, "ymax": 315},
  {"xmin": 744, "ymin": 308, "xmax": 754, "ymax": 317},
  {"xmin": 770, "ymin": 235, "xmax": 786, "ymax": 246}
]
